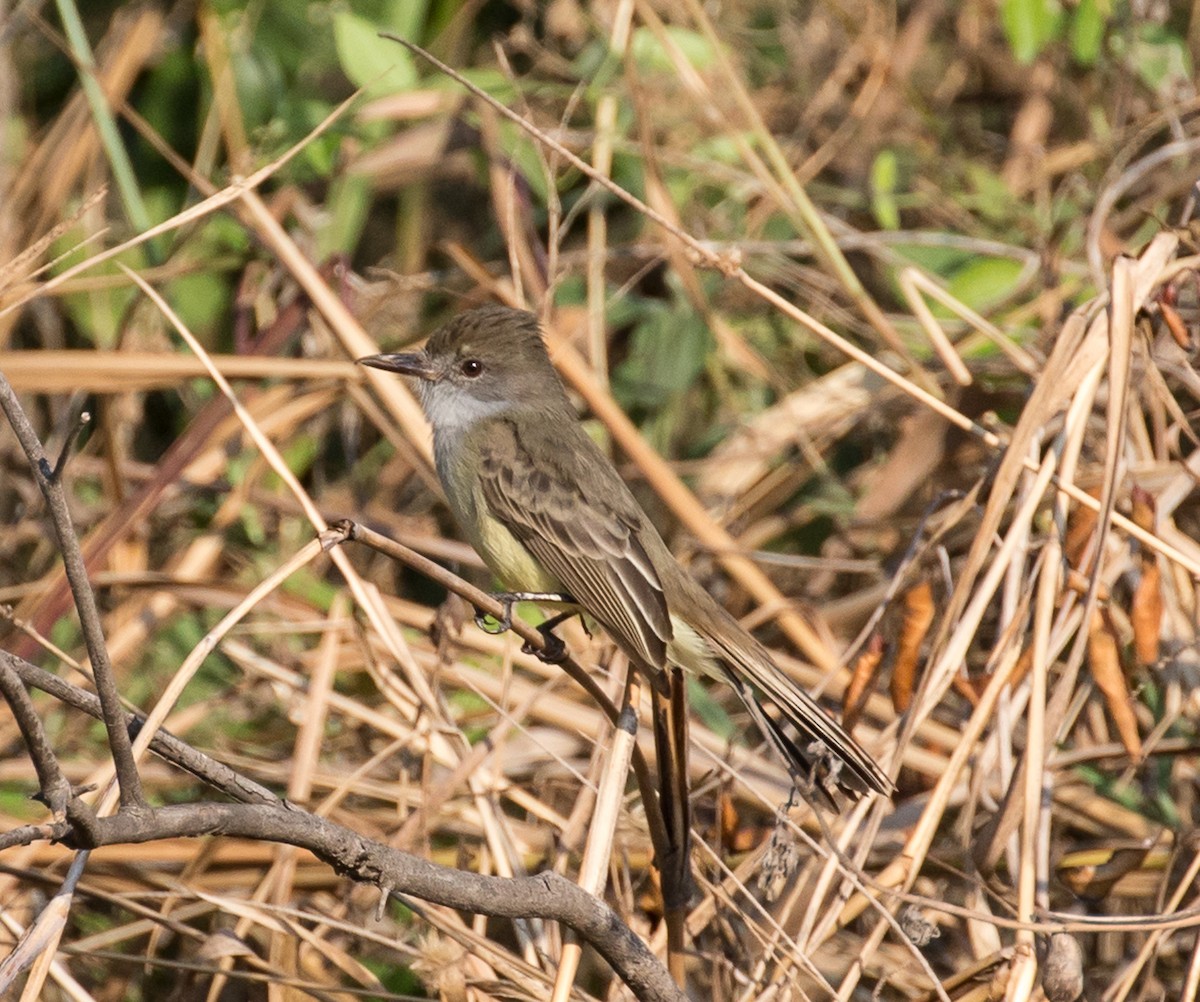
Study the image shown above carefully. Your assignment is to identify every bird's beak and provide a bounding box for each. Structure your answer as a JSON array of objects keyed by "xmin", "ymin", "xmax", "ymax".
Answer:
[{"xmin": 357, "ymin": 352, "xmax": 438, "ymax": 381}]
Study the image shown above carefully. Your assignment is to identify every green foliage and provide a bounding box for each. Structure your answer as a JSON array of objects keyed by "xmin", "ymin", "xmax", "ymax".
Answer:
[
  {"xmin": 1000, "ymin": 0, "xmax": 1065, "ymax": 63},
  {"xmin": 333, "ymin": 10, "xmax": 419, "ymax": 97},
  {"xmin": 0, "ymin": 784, "xmax": 40, "ymax": 820},
  {"xmin": 1000, "ymin": 0, "xmax": 1192, "ymax": 88},
  {"xmin": 167, "ymin": 266, "xmax": 232, "ymax": 342},
  {"xmin": 282, "ymin": 567, "xmax": 340, "ymax": 612},
  {"xmin": 868, "ymin": 149, "xmax": 901, "ymax": 230},
  {"xmin": 612, "ymin": 302, "xmax": 712, "ymax": 411},
  {"xmin": 361, "ymin": 955, "xmax": 426, "ymax": 999},
  {"xmin": 1068, "ymin": 0, "xmax": 1108, "ymax": 65},
  {"xmin": 611, "ymin": 301, "xmax": 714, "ymax": 454},
  {"xmin": 1114, "ymin": 21, "xmax": 1193, "ymax": 96},
  {"xmin": 945, "ymin": 257, "xmax": 1026, "ymax": 313},
  {"xmin": 629, "ymin": 25, "xmax": 717, "ymax": 74},
  {"xmin": 687, "ymin": 677, "xmax": 735, "ymax": 740}
]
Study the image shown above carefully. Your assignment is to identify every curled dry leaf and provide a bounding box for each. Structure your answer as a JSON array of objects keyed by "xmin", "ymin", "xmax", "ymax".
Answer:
[
  {"xmin": 892, "ymin": 579, "xmax": 935, "ymax": 715},
  {"xmin": 1130, "ymin": 486, "xmax": 1162, "ymax": 666},
  {"xmin": 1087, "ymin": 608, "xmax": 1142, "ymax": 761},
  {"xmin": 951, "ymin": 672, "xmax": 987, "ymax": 706},
  {"xmin": 1007, "ymin": 644, "xmax": 1034, "ymax": 692},
  {"xmin": 1130, "ymin": 485, "xmax": 1155, "ymax": 534},
  {"xmin": 1159, "ymin": 299, "xmax": 1192, "ymax": 350},
  {"xmin": 1064, "ymin": 488, "xmax": 1102, "ymax": 570},
  {"xmin": 842, "ymin": 632, "xmax": 883, "ymax": 730},
  {"xmin": 1132, "ymin": 559, "xmax": 1163, "ymax": 666},
  {"xmin": 719, "ymin": 786, "xmax": 768, "ymax": 854}
]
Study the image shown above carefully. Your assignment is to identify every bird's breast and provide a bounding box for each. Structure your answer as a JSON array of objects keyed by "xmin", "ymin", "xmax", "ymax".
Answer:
[
  {"xmin": 435, "ymin": 431, "xmax": 561, "ymax": 594},
  {"xmin": 470, "ymin": 485, "xmax": 562, "ymax": 592}
]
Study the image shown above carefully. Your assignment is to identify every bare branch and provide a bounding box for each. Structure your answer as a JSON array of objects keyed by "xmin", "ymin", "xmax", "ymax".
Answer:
[
  {"xmin": 71, "ymin": 802, "xmax": 686, "ymax": 1002},
  {"xmin": 0, "ymin": 370, "xmax": 144, "ymax": 806},
  {"xmin": 0, "ymin": 656, "xmax": 72, "ymax": 816}
]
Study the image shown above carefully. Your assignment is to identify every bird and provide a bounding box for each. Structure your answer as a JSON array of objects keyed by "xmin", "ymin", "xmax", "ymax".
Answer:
[{"xmin": 359, "ymin": 304, "xmax": 893, "ymax": 810}]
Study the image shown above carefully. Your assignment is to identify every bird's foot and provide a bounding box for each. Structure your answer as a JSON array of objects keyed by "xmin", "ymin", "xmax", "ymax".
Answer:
[
  {"xmin": 520, "ymin": 609, "xmax": 576, "ymax": 664},
  {"xmin": 473, "ymin": 591, "xmax": 575, "ymax": 640},
  {"xmin": 473, "ymin": 596, "xmax": 514, "ymax": 635}
]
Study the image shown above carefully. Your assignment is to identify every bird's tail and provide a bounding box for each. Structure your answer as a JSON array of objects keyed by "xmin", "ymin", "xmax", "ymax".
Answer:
[
  {"xmin": 703, "ymin": 621, "xmax": 894, "ymax": 805},
  {"xmin": 649, "ymin": 670, "xmax": 692, "ymax": 983}
]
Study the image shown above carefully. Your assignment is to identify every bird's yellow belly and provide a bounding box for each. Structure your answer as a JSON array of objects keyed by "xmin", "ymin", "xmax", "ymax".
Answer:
[
  {"xmin": 472, "ymin": 502, "xmax": 562, "ymax": 593},
  {"xmin": 438, "ymin": 451, "xmax": 563, "ymax": 594}
]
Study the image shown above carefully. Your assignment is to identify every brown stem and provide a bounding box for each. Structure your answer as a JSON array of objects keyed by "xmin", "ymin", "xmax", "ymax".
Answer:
[{"xmin": 0, "ymin": 370, "xmax": 144, "ymax": 806}]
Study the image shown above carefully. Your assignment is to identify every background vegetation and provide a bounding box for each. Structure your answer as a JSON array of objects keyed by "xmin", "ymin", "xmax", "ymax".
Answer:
[{"xmin": 1, "ymin": 0, "xmax": 1199, "ymax": 999}]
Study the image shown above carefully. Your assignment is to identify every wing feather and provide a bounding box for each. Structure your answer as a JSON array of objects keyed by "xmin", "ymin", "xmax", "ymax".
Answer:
[{"xmin": 477, "ymin": 419, "xmax": 672, "ymax": 671}]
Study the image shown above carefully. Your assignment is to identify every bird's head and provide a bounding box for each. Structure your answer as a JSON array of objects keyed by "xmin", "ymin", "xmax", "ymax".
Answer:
[{"xmin": 359, "ymin": 305, "xmax": 565, "ymax": 432}]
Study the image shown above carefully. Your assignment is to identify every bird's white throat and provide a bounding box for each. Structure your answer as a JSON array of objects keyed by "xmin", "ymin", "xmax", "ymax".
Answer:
[{"xmin": 421, "ymin": 382, "xmax": 512, "ymax": 442}]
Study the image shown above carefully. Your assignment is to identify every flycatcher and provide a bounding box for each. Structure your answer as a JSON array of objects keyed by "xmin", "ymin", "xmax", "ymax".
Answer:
[{"xmin": 360, "ymin": 305, "xmax": 891, "ymax": 803}]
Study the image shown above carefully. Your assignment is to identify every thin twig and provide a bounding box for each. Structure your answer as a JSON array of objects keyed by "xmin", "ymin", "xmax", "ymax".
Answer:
[
  {"xmin": 0, "ymin": 369, "xmax": 144, "ymax": 807},
  {"xmin": 0, "ymin": 657, "xmax": 73, "ymax": 816}
]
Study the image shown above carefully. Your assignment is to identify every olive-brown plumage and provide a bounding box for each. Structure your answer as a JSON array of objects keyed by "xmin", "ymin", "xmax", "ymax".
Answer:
[{"xmin": 360, "ymin": 305, "xmax": 892, "ymax": 803}]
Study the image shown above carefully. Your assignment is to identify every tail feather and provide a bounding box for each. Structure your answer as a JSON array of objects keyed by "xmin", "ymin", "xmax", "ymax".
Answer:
[{"xmin": 706, "ymin": 627, "xmax": 894, "ymax": 802}]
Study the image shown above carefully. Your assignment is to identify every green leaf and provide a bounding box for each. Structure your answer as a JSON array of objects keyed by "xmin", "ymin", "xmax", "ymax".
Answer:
[
  {"xmin": 383, "ymin": 0, "xmax": 429, "ymax": 43},
  {"xmin": 687, "ymin": 678, "xmax": 735, "ymax": 740},
  {"xmin": 239, "ymin": 502, "xmax": 266, "ymax": 547},
  {"xmin": 333, "ymin": 10, "xmax": 417, "ymax": 97},
  {"xmin": 869, "ymin": 149, "xmax": 901, "ymax": 230},
  {"xmin": 629, "ymin": 25, "xmax": 716, "ymax": 73},
  {"xmin": 1000, "ymin": 0, "xmax": 1065, "ymax": 64},
  {"xmin": 1127, "ymin": 23, "xmax": 1192, "ymax": 97},
  {"xmin": 946, "ymin": 257, "xmax": 1025, "ymax": 312},
  {"xmin": 613, "ymin": 305, "xmax": 712, "ymax": 410},
  {"xmin": 230, "ymin": 47, "xmax": 286, "ymax": 129},
  {"xmin": 168, "ymin": 269, "xmax": 230, "ymax": 341},
  {"xmin": 1069, "ymin": 0, "xmax": 1107, "ymax": 66},
  {"xmin": 281, "ymin": 568, "xmax": 339, "ymax": 613},
  {"xmin": 319, "ymin": 173, "xmax": 373, "ymax": 257}
]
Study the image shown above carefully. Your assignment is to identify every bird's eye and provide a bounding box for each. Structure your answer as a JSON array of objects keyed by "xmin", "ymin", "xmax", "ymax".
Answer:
[{"xmin": 460, "ymin": 358, "xmax": 484, "ymax": 378}]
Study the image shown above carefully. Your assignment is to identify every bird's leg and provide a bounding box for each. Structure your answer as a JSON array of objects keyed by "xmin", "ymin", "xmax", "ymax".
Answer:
[{"xmin": 472, "ymin": 592, "xmax": 577, "ymax": 665}]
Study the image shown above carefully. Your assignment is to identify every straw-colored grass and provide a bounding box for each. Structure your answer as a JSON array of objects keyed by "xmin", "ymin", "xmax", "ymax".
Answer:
[{"xmin": 1, "ymin": 3, "xmax": 1199, "ymax": 1001}]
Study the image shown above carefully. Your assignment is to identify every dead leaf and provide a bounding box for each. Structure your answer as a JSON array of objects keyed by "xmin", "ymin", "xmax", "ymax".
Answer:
[
  {"xmin": 892, "ymin": 580, "xmax": 935, "ymax": 714},
  {"xmin": 1088, "ymin": 609, "xmax": 1142, "ymax": 761},
  {"xmin": 1130, "ymin": 485, "xmax": 1155, "ymax": 533},
  {"xmin": 1132, "ymin": 560, "xmax": 1163, "ymax": 667},
  {"xmin": 843, "ymin": 633, "xmax": 883, "ymax": 729},
  {"xmin": 1064, "ymin": 488, "xmax": 1101, "ymax": 569},
  {"xmin": 1130, "ymin": 486, "xmax": 1162, "ymax": 666},
  {"xmin": 1160, "ymin": 299, "xmax": 1192, "ymax": 350}
]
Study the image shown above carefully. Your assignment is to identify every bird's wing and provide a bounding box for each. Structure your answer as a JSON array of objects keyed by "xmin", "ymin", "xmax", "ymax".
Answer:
[{"xmin": 476, "ymin": 418, "xmax": 672, "ymax": 673}]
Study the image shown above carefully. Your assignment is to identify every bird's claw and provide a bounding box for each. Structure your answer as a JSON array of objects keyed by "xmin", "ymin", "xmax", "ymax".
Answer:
[
  {"xmin": 474, "ymin": 594, "xmax": 575, "ymax": 662},
  {"xmin": 523, "ymin": 625, "xmax": 567, "ymax": 664},
  {"xmin": 474, "ymin": 596, "xmax": 515, "ymax": 634}
]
